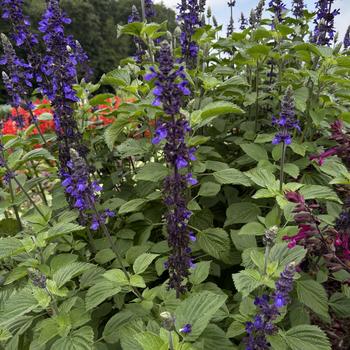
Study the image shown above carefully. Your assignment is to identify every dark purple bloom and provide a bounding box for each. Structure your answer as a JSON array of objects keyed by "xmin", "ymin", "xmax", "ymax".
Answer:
[
  {"xmin": 0, "ymin": 34, "xmax": 34, "ymax": 109},
  {"xmin": 177, "ymin": 0, "xmax": 203, "ymax": 67},
  {"xmin": 179, "ymin": 324, "xmax": 192, "ymax": 334},
  {"xmin": 0, "ymin": 0, "xmax": 38, "ymax": 48},
  {"xmin": 245, "ymin": 263, "xmax": 296, "ymax": 350},
  {"xmin": 239, "ymin": 12, "xmax": 248, "ymax": 30},
  {"xmin": 269, "ymin": 0, "xmax": 286, "ymax": 23},
  {"xmin": 61, "ymin": 149, "xmax": 114, "ymax": 231},
  {"xmin": 272, "ymin": 86, "xmax": 300, "ymax": 145},
  {"xmin": 255, "ymin": 0, "xmax": 265, "ymax": 24},
  {"xmin": 312, "ymin": 0, "xmax": 340, "ymax": 46},
  {"xmin": 146, "ymin": 42, "xmax": 196, "ymax": 296},
  {"xmin": 38, "ymin": 0, "xmax": 88, "ymax": 171},
  {"xmin": 226, "ymin": 1, "xmax": 235, "ymax": 36},
  {"xmin": 144, "ymin": 0, "xmax": 156, "ymax": 19},
  {"xmin": 344, "ymin": 26, "xmax": 350, "ymax": 49},
  {"xmin": 292, "ymin": 0, "xmax": 305, "ymax": 18}
]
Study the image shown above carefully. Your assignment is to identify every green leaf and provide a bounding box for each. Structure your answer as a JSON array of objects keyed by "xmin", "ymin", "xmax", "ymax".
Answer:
[
  {"xmin": 197, "ymin": 228, "xmax": 231, "ymax": 261},
  {"xmin": 226, "ymin": 320, "xmax": 245, "ymax": 338},
  {"xmin": 103, "ymin": 310, "xmax": 135, "ymax": 343},
  {"xmin": 0, "ymin": 288, "xmax": 39, "ymax": 327},
  {"xmin": 89, "ymin": 93, "xmax": 115, "ymax": 106},
  {"xmin": 267, "ymin": 333, "xmax": 288, "ymax": 350},
  {"xmin": 329, "ymin": 293, "xmax": 350, "ymax": 317},
  {"xmin": 53, "ymin": 262, "xmax": 93, "ymax": 288},
  {"xmin": 282, "ymin": 325, "xmax": 331, "ymax": 350},
  {"xmin": 246, "ymin": 44, "xmax": 270, "ymax": 57},
  {"xmin": 189, "ymin": 261, "xmax": 211, "ymax": 285},
  {"xmin": 225, "ymin": 202, "xmax": 260, "ymax": 226},
  {"xmin": 240, "ymin": 144, "xmax": 268, "ymax": 161},
  {"xmin": 269, "ymin": 243, "xmax": 306, "ymax": 266},
  {"xmin": 300, "ymin": 185, "xmax": 341, "ymax": 203},
  {"xmin": 119, "ymin": 199, "xmax": 148, "ymax": 214},
  {"xmin": 0, "ymin": 237, "xmax": 23, "ymax": 259},
  {"xmin": 198, "ymin": 182, "xmax": 221, "ymax": 197},
  {"xmin": 175, "ymin": 291, "xmax": 227, "ymax": 341},
  {"xmin": 296, "ymin": 280, "xmax": 329, "ymax": 321},
  {"xmin": 133, "ymin": 253, "xmax": 159, "ymax": 275},
  {"xmin": 198, "ymin": 324, "xmax": 236, "ymax": 350},
  {"xmin": 239, "ymin": 222, "xmax": 265, "ymax": 236},
  {"xmin": 135, "ymin": 163, "xmax": 168, "ymax": 182},
  {"xmin": 135, "ymin": 332, "xmax": 165, "ymax": 350},
  {"xmin": 51, "ymin": 326, "xmax": 94, "ymax": 350},
  {"xmin": 213, "ymin": 168, "xmax": 251, "ymax": 186},
  {"xmin": 130, "ymin": 274, "xmax": 146, "ymax": 288},
  {"xmin": 294, "ymin": 87, "xmax": 309, "ymax": 112},
  {"xmin": 201, "ymin": 101, "xmax": 244, "ymax": 119},
  {"xmin": 284, "ymin": 163, "xmax": 300, "ymax": 179},
  {"xmin": 104, "ymin": 118, "xmax": 130, "ymax": 151},
  {"xmin": 232, "ymin": 269, "xmax": 263, "ymax": 297},
  {"xmin": 85, "ymin": 280, "xmax": 121, "ymax": 310},
  {"xmin": 103, "ymin": 269, "xmax": 129, "ymax": 285}
]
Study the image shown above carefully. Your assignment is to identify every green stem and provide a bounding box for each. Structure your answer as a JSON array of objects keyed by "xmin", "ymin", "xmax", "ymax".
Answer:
[
  {"xmin": 263, "ymin": 245, "xmax": 271, "ymax": 276},
  {"xmin": 30, "ymin": 161, "xmax": 48, "ymax": 206},
  {"xmin": 254, "ymin": 60, "xmax": 260, "ymax": 133},
  {"xmin": 86, "ymin": 228, "xmax": 97, "ymax": 254},
  {"xmin": 169, "ymin": 331, "xmax": 174, "ymax": 350},
  {"xmin": 8, "ymin": 179, "xmax": 23, "ymax": 230},
  {"xmin": 90, "ymin": 202, "xmax": 143, "ymax": 300},
  {"xmin": 140, "ymin": 0, "xmax": 146, "ymax": 21},
  {"xmin": 5, "ymin": 165, "xmax": 52, "ymax": 227},
  {"xmin": 279, "ymin": 142, "xmax": 287, "ymax": 192}
]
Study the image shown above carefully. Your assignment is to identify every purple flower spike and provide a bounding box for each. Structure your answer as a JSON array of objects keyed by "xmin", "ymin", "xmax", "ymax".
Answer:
[
  {"xmin": 312, "ymin": 0, "xmax": 340, "ymax": 46},
  {"xmin": 272, "ymin": 86, "xmax": 300, "ymax": 146},
  {"xmin": 244, "ymin": 263, "xmax": 296, "ymax": 349},
  {"xmin": 292, "ymin": 0, "xmax": 305, "ymax": 18},
  {"xmin": 147, "ymin": 42, "xmax": 196, "ymax": 296}
]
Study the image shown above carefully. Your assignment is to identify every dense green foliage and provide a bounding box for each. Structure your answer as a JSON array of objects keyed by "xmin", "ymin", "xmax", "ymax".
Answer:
[{"xmin": 1, "ymin": 1, "xmax": 350, "ymax": 350}]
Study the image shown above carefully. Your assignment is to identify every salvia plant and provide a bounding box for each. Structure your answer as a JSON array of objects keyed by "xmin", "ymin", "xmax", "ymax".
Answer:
[{"xmin": 0, "ymin": 0, "xmax": 350, "ymax": 349}]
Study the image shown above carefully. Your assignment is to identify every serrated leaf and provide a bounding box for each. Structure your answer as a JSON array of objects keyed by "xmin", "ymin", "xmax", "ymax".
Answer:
[
  {"xmin": 135, "ymin": 332, "xmax": 165, "ymax": 350},
  {"xmin": 238, "ymin": 222, "xmax": 265, "ymax": 236},
  {"xmin": 296, "ymin": 280, "xmax": 329, "ymax": 321},
  {"xmin": 119, "ymin": 199, "xmax": 148, "ymax": 214},
  {"xmin": 282, "ymin": 325, "xmax": 331, "ymax": 350},
  {"xmin": 104, "ymin": 118, "xmax": 129, "ymax": 151},
  {"xmin": 85, "ymin": 280, "xmax": 121, "ymax": 310},
  {"xmin": 189, "ymin": 261, "xmax": 211, "ymax": 285},
  {"xmin": 198, "ymin": 182, "xmax": 221, "ymax": 197},
  {"xmin": 135, "ymin": 163, "xmax": 168, "ymax": 182},
  {"xmin": 240, "ymin": 144, "xmax": 268, "ymax": 161},
  {"xmin": 232, "ymin": 269, "xmax": 262, "ymax": 297},
  {"xmin": 197, "ymin": 228, "xmax": 231, "ymax": 261},
  {"xmin": 198, "ymin": 324, "xmax": 236, "ymax": 349},
  {"xmin": 103, "ymin": 310, "xmax": 135, "ymax": 343},
  {"xmin": 0, "ymin": 288, "xmax": 38, "ymax": 327},
  {"xmin": 200, "ymin": 101, "xmax": 244, "ymax": 119},
  {"xmin": 225, "ymin": 202, "xmax": 260, "ymax": 226},
  {"xmin": 133, "ymin": 253, "xmax": 159, "ymax": 274},
  {"xmin": 51, "ymin": 326, "xmax": 94, "ymax": 350},
  {"xmin": 175, "ymin": 291, "xmax": 227, "ymax": 341},
  {"xmin": 53, "ymin": 262, "xmax": 93, "ymax": 288},
  {"xmin": 213, "ymin": 168, "xmax": 251, "ymax": 186},
  {"xmin": 300, "ymin": 185, "xmax": 341, "ymax": 203}
]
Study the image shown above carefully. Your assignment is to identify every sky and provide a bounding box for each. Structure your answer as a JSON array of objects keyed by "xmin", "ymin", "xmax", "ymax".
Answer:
[{"xmin": 157, "ymin": 0, "xmax": 349, "ymax": 39}]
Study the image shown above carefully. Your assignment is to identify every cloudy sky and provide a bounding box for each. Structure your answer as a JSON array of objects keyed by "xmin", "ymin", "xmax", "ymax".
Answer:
[{"xmin": 157, "ymin": 0, "xmax": 349, "ymax": 39}]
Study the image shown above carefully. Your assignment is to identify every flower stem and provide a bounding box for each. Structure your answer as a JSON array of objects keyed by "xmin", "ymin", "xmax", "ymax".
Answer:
[
  {"xmin": 279, "ymin": 141, "xmax": 287, "ymax": 192},
  {"xmin": 4, "ymin": 164, "xmax": 52, "ymax": 227},
  {"xmin": 8, "ymin": 178, "xmax": 23, "ymax": 230},
  {"xmin": 30, "ymin": 161, "xmax": 48, "ymax": 205},
  {"xmin": 169, "ymin": 331, "xmax": 174, "ymax": 350},
  {"xmin": 90, "ymin": 202, "xmax": 143, "ymax": 300}
]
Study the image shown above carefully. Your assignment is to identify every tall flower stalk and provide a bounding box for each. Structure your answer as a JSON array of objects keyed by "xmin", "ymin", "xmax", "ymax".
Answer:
[
  {"xmin": 312, "ymin": 0, "xmax": 340, "ymax": 46},
  {"xmin": 245, "ymin": 263, "xmax": 296, "ymax": 350},
  {"xmin": 146, "ymin": 42, "xmax": 196, "ymax": 296},
  {"xmin": 344, "ymin": 26, "xmax": 350, "ymax": 49},
  {"xmin": 272, "ymin": 86, "xmax": 300, "ymax": 190},
  {"xmin": 177, "ymin": 0, "xmax": 204, "ymax": 67},
  {"xmin": 292, "ymin": 0, "xmax": 305, "ymax": 18},
  {"xmin": 227, "ymin": 0, "xmax": 236, "ymax": 36},
  {"xmin": 269, "ymin": 0, "xmax": 286, "ymax": 24}
]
